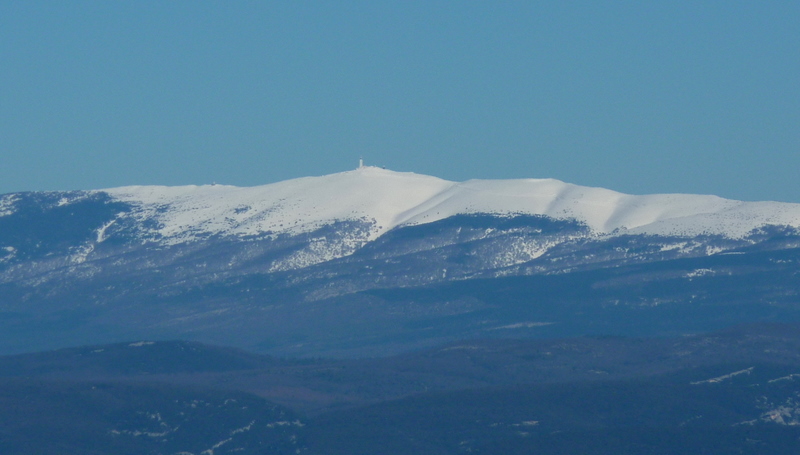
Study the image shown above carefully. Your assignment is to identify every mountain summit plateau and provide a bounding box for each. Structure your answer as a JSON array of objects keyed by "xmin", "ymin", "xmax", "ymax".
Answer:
[{"xmin": 98, "ymin": 166, "xmax": 800, "ymax": 244}]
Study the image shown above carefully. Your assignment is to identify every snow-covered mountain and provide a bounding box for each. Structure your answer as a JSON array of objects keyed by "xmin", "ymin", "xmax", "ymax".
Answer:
[
  {"xmin": 101, "ymin": 166, "xmax": 800, "ymax": 245},
  {"xmin": 1, "ymin": 167, "xmax": 800, "ymax": 357}
]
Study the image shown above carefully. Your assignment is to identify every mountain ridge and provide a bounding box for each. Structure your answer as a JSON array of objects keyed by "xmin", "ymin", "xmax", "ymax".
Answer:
[
  {"xmin": 89, "ymin": 166, "xmax": 800, "ymax": 244},
  {"xmin": 1, "ymin": 168, "xmax": 800, "ymax": 357}
]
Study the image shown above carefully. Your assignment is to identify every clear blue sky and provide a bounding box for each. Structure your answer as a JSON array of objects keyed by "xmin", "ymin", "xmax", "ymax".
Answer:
[{"xmin": 1, "ymin": 1, "xmax": 798, "ymax": 201}]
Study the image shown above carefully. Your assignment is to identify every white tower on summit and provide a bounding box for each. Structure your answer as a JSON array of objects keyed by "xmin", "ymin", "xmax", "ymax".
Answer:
[{"xmin": 359, "ymin": 157, "xmax": 364, "ymax": 168}]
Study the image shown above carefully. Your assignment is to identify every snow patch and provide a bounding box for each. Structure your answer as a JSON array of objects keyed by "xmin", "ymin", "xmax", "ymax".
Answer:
[
  {"xmin": 0, "ymin": 194, "xmax": 19, "ymax": 217},
  {"xmin": 266, "ymin": 420, "xmax": 305, "ymax": 428},
  {"xmin": 69, "ymin": 243, "xmax": 95, "ymax": 264},
  {"xmin": 768, "ymin": 374, "xmax": 800, "ymax": 383},
  {"xmin": 96, "ymin": 219, "xmax": 117, "ymax": 243},
  {"xmin": 690, "ymin": 367, "xmax": 753, "ymax": 385},
  {"xmin": 128, "ymin": 341, "xmax": 155, "ymax": 347},
  {"xmin": 512, "ymin": 421, "xmax": 540, "ymax": 427},
  {"xmin": 659, "ymin": 242, "xmax": 689, "ymax": 252},
  {"xmin": 759, "ymin": 397, "xmax": 800, "ymax": 426},
  {"xmin": 0, "ymin": 246, "xmax": 15, "ymax": 264},
  {"xmin": 199, "ymin": 420, "xmax": 258, "ymax": 455},
  {"xmin": 489, "ymin": 322, "xmax": 554, "ymax": 330},
  {"xmin": 685, "ymin": 268, "xmax": 715, "ymax": 278}
]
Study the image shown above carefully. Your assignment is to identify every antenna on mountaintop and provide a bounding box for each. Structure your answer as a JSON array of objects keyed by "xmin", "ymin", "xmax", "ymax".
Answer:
[{"xmin": 359, "ymin": 157, "xmax": 364, "ymax": 169}]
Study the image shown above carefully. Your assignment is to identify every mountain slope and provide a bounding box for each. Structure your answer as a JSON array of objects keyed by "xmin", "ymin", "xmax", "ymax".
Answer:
[{"xmin": 1, "ymin": 169, "xmax": 800, "ymax": 356}]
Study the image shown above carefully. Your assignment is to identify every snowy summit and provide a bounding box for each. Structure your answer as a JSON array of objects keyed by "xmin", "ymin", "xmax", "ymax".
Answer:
[{"xmin": 102, "ymin": 166, "xmax": 800, "ymax": 245}]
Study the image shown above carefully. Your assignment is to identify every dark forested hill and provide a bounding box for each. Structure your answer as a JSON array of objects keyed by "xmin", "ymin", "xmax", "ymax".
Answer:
[{"xmin": 1, "ymin": 325, "xmax": 799, "ymax": 454}]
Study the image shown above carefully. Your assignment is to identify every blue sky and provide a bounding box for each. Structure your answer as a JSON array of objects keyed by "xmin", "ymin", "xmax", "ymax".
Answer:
[{"xmin": 1, "ymin": 1, "xmax": 798, "ymax": 201}]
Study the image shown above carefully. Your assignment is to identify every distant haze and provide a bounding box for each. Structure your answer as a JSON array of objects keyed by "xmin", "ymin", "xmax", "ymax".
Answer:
[{"xmin": 1, "ymin": 2, "xmax": 798, "ymax": 202}]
